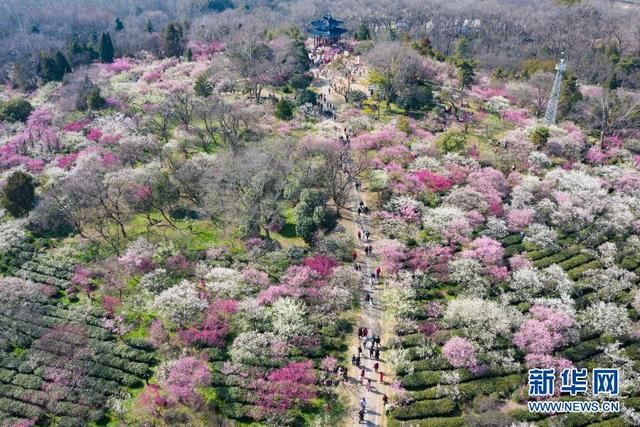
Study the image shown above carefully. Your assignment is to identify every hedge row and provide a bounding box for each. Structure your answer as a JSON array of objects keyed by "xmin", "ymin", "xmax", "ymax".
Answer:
[
  {"xmin": 391, "ymin": 397, "xmax": 457, "ymax": 420},
  {"xmin": 501, "ymin": 234, "xmax": 523, "ymax": 246},
  {"xmin": 409, "ymin": 374, "xmax": 522, "ymax": 402},
  {"xmin": 568, "ymin": 260, "xmax": 601, "ymax": 280},
  {"xmin": 504, "ymin": 244, "xmax": 524, "ymax": 257},
  {"xmin": 532, "ymin": 246, "xmax": 580, "ymax": 269},
  {"xmin": 527, "ymin": 247, "xmax": 558, "ymax": 261},
  {"xmin": 388, "ymin": 416, "xmax": 466, "ymax": 427},
  {"xmin": 558, "ymin": 253, "xmax": 595, "ymax": 271},
  {"xmin": 401, "ymin": 370, "xmax": 474, "ymax": 390}
]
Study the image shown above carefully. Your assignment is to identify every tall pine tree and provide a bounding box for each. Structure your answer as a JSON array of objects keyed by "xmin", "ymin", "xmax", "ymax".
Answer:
[
  {"xmin": 99, "ymin": 32, "xmax": 114, "ymax": 63},
  {"xmin": 161, "ymin": 23, "xmax": 186, "ymax": 58}
]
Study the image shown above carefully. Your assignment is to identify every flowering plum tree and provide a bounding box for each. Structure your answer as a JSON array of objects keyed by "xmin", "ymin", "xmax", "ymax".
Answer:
[{"xmin": 442, "ymin": 337, "xmax": 477, "ymax": 369}]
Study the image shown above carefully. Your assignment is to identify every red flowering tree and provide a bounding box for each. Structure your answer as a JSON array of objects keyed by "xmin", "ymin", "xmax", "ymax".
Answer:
[
  {"xmin": 302, "ymin": 255, "xmax": 339, "ymax": 278},
  {"xmin": 179, "ymin": 300, "xmax": 237, "ymax": 348},
  {"xmin": 255, "ymin": 360, "xmax": 317, "ymax": 418}
]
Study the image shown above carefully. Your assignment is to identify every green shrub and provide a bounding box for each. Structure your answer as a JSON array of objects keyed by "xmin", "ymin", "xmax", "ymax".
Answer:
[
  {"xmin": 436, "ymin": 131, "xmax": 466, "ymax": 154},
  {"xmin": 504, "ymin": 244, "xmax": 524, "ymax": 257},
  {"xmin": 1, "ymin": 171, "xmax": 36, "ymax": 218},
  {"xmin": 527, "ymin": 248, "xmax": 557, "ymax": 260},
  {"xmin": 457, "ymin": 374, "xmax": 523, "ymax": 401},
  {"xmin": 402, "ymin": 369, "xmax": 474, "ymax": 390},
  {"xmin": 289, "ymin": 73, "xmax": 312, "ymax": 90},
  {"xmin": 0, "ymin": 98, "xmax": 33, "ymax": 123},
  {"xmin": 568, "ymin": 260, "xmax": 600, "ymax": 280},
  {"xmin": 194, "ymin": 73, "xmax": 213, "ymax": 97},
  {"xmin": 620, "ymin": 257, "xmax": 638, "ymax": 270},
  {"xmin": 349, "ymin": 90, "xmax": 368, "ymax": 105},
  {"xmin": 559, "ymin": 254, "xmax": 594, "ymax": 270},
  {"xmin": 530, "ymin": 126, "xmax": 550, "ymax": 146},
  {"xmin": 275, "ymin": 99, "xmax": 294, "ymax": 120},
  {"xmin": 12, "ymin": 374, "xmax": 42, "ymax": 390},
  {"xmin": 295, "ymin": 89, "xmax": 317, "ymax": 106},
  {"xmin": 533, "ymin": 247, "xmax": 580, "ymax": 268},
  {"xmin": 397, "ymin": 84, "xmax": 433, "ymax": 110},
  {"xmin": 0, "ymin": 368, "xmax": 15, "ymax": 383},
  {"xmin": 501, "ymin": 234, "xmax": 523, "ymax": 246},
  {"xmin": 392, "ymin": 398, "xmax": 457, "ymax": 420},
  {"xmin": 87, "ymin": 89, "xmax": 106, "ymax": 110},
  {"xmin": 585, "ymin": 418, "xmax": 627, "ymax": 427},
  {"xmin": 562, "ymin": 336, "xmax": 603, "ymax": 361}
]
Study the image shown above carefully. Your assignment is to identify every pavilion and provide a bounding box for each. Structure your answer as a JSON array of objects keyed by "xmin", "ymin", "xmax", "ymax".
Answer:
[{"xmin": 308, "ymin": 15, "xmax": 347, "ymax": 47}]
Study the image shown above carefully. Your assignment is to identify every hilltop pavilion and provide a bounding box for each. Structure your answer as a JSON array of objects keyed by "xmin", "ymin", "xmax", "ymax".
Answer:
[{"xmin": 308, "ymin": 15, "xmax": 347, "ymax": 46}]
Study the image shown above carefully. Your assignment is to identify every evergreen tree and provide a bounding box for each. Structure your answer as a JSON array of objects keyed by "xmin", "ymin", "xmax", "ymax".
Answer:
[
  {"xmin": 194, "ymin": 73, "xmax": 213, "ymax": 97},
  {"xmin": 54, "ymin": 51, "xmax": 71, "ymax": 75},
  {"xmin": 161, "ymin": 23, "xmax": 186, "ymax": 58},
  {"xmin": 37, "ymin": 52, "xmax": 62, "ymax": 82},
  {"xmin": 115, "ymin": 17, "xmax": 124, "ymax": 32},
  {"xmin": 558, "ymin": 71, "xmax": 582, "ymax": 118},
  {"xmin": 275, "ymin": 99, "xmax": 294, "ymax": 120},
  {"xmin": 606, "ymin": 72, "xmax": 621, "ymax": 90},
  {"xmin": 456, "ymin": 60, "xmax": 476, "ymax": 90},
  {"xmin": 145, "ymin": 19, "xmax": 155, "ymax": 33},
  {"xmin": 1, "ymin": 171, "xmax": 36, "ymax": 218},
  {"xmin": 355, "ymin": 23, "xmax": 371, "ymax": 41},
  {"xmin": 185, "ymin": 47, "xmax": 193, "ymax": 62},
  {"xmin": 453, "ymin": 37, "xmax": 472, "ymax": 60},
  {"xmin": 99, "ymin": 32, "xmax": 115, "ymax": 63},
  {"xmin": 31, "ymin": 24, "xmax": 40, "ymax": 34},
  {"xmin": 295, "ymin": 190, "xmax": 333, "ymax": 243}
]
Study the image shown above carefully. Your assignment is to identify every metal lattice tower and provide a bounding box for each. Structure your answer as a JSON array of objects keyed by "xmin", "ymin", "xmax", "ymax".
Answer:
[{"xmin": 544, "ymin": 54, "xmax": 567, "ymax": 125}]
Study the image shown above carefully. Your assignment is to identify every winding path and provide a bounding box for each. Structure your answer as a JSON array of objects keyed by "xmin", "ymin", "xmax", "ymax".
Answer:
[{"xmin": 310, "ymin": 54, "xmax": 391, "ymax": 426}]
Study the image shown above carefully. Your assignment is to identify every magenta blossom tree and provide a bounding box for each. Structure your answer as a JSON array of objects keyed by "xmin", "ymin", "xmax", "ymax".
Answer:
[{"xmin": 255, "ymin": 360, "xmax": 316, "ymax": 417}]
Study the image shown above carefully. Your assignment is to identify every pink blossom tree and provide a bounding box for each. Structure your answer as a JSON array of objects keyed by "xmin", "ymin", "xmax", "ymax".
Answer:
[
  {"xmin": 164, "ymin": 356, "xmax": 211, "ymax": 407},
  {"xmin": 507, "ymin": 208, "xmax": 535, "ymax": 232},
  {"xmin": 442, "ymin": 336, "xmax": 477, "ymax": 369},
  {"xmin": 462, "ymin": 236, "xmax": 504, "ymax": 266}
]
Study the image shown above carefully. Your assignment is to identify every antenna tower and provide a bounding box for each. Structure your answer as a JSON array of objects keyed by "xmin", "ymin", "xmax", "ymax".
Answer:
[{"xmin": 544, "ymin": 54, "xmax": 567, "ymax": 125}]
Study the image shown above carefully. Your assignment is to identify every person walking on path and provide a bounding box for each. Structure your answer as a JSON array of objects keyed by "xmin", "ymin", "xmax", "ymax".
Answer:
[
  {"xmin": 379, "ymin": 371, "xmax": 384, "ymax": 384},
  {"xmin": 357, "ymin": 230, "xmax": 361, "ymax": 240},
  {"xmin": 356, "ymin": 355, "xmax": 361, "ymax": 367},
  {"xmin": 352, "ymin": 251, "xmax": 358, "ymax": 262},
  {"xmin": 369, "ymin": 346, "xmax": 374, "ymax": 359},
  {"xmin": 367, "ymin": 378, "xmax": 373, "ymax": 392},
  {"xmin": 375, "ymin": 348, "xmax": 380, "ymax": 361},
  {"xmin": 352, "ymin": 355, "xmax": 357, "ymax": 366},
  {"xmin": 374, "ymin": 362, "xmax": 379, "ymax": 373},
  {"xmin": 360, "ymin": 369, "xmax": 366, "ymax": 385},
  {"xmin": 376, "ymin": 266, "xmax": 381, "ymax": 279}
]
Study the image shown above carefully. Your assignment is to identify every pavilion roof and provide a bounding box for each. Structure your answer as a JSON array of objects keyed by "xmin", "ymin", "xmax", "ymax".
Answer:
[{"xmin": 308, "ymin": 15, "xmax": 347, "ymax": 37}]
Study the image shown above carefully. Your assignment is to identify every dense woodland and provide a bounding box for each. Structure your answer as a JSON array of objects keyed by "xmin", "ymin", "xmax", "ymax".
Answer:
[
  {"xmin": 1, "ymin": 0, "xmax": 640, "ymax": 86},
  {"xmin": 0, "ymin": 0, "xmax": 640, "ymax": 426}
]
